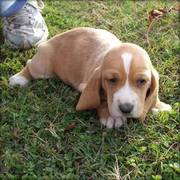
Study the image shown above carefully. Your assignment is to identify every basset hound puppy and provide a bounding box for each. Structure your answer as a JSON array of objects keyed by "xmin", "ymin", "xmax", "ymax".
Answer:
[{"xmin": 9, "ymin": 27, "xmax": 172, "ymax": 128}]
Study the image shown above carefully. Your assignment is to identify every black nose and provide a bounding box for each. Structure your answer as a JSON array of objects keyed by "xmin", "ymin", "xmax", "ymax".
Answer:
[{"xmin": 119, "ymin": 103, "xmax": 134, "ymax": 114}]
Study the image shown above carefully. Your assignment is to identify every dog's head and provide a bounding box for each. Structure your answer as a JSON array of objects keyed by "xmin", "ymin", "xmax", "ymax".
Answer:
[{"xmin": 76, "ymin": 43, "xmax": 159, "ymax": 120}]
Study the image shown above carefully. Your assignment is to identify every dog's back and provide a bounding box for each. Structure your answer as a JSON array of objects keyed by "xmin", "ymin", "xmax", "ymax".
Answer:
[{"xmin": 42, "ymin": 27, "xmax": 121, "ymax": 88}]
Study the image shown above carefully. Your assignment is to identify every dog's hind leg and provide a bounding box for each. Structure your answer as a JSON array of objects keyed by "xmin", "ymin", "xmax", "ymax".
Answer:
[
  {"xmin": 151, "ymin": 98, "xmax": 172, "ymax": 114},
  {"xmin": 9, "ymin": 63, "xmax": 32, "ymax": 87},
  {"xmin": 9, "ymin": 44, "xmax": 54, "ymax": 87}
]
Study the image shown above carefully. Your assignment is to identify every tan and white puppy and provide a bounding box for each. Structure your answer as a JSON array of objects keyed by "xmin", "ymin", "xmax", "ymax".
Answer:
[{"xmin": 9, "ymin": 27, "xmax": 171, "ymax": 128}]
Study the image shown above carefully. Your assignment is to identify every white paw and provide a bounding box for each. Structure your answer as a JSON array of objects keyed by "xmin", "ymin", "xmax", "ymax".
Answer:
[
  {"xmin": 100, "ymin": 116, "xmax": 124, "ymax": 129},
  {"xmin": 9, "ymin": 73, "xmax": 29, "ymax": 87},
  {"xmin": 151, "ymin": 102, "xmax": 172, "ymax": 114}
]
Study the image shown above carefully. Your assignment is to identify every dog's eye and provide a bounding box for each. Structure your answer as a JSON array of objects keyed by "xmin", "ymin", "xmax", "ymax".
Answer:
[
  {"xmin": 108, "ymin": 78, "xmax": 117, "ymax": 84},
  {"xmin": 137, "ymin": 79, "xmax": 146, "ymax": 86}
]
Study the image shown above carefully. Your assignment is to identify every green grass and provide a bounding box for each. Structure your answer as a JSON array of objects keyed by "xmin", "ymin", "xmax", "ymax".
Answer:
[{"xmin": 0, "ymin": 0, "xmax": 179, "ymax": 179}]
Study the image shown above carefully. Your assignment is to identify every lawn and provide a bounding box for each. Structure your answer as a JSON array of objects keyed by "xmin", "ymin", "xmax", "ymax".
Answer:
[{"xmin": 0, "ymin": 0, "xmax": 179, "ymax": 179}]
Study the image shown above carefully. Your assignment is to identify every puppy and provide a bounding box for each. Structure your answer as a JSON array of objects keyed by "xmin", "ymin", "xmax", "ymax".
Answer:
[{"xmin": 9, "ymin": 27, "xmax": 172, "ymax": 128}]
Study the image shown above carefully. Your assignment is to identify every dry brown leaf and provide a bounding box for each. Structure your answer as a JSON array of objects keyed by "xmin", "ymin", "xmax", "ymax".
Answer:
[
  {"xmin": 12, "ymin": 127, "xmax": 21, "ymax": 139},
  {"xmin": 148, "ymin": 7, "xmax": 171, "ymax": 24},
  {"xmin": 148, "ymin": 5, "xmax": 180, "ymax": 24},
  {"xmin": 146, "ymin": 5, "xmax": 180, "ymax": 46},
  {"xmin": 64, "ymin": 122, "xmax": 76, "ymax": 133},
  {"xmin": 172, "ymin": 5, "xmax": 180, "ymax": 12}
]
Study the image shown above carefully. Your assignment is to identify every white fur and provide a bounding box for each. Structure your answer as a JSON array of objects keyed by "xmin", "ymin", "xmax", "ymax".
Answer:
[
  {"xmin": 121, "ymin": 52, "xmax": 132, "ymax": 75},
  {"xmin": 9, "ymin": 73, "xmax": 29, "ymax": 87},
  {"xmin": 100, "ymin": 116, "xmax": 124, "ymax": 128},
  {"xmin": 111, "ymin": 81, "xmax": 140, "ymax": 118},
  {"xmin": 151, "ymin": 103, "xmax": 172, "ymax": 114}
]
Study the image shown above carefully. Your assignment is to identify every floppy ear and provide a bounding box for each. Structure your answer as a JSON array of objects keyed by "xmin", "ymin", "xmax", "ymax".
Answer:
[
  {"xmin": 140, "ymin": 67, "xmax": 159, "ymax": 121},
  {"xmin": 76, "ymin": 68, "xmax": 101, "ymax": 111}
]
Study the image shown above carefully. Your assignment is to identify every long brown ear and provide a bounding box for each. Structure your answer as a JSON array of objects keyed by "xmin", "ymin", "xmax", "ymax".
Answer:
[
  {"xmin": 76, "ymin": 68, "xmax": 101, "ymax": 111},
  {"xmin": 140, "ymin": 67, "xmax": 159, "ymax": 121}
]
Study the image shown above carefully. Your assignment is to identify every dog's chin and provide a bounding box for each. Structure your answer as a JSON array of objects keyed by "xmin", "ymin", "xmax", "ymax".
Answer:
[
  {"xmin": 125, "ymin": 114, "xmax": 140, "ymax": 119},
  {"xmin": 111, "ymin": 109, "xmax": 131, "ymax": 119},
  {"xmin": 116, "ymin": 112, "xmax": 141, "ymax": 119},
  {"xmin": 110, "ymin": 106, "xmax": 142, "ymax": 120},
  {"xmin": 128, "ymin": 109, "xmax": 143, "ymax": 118}
]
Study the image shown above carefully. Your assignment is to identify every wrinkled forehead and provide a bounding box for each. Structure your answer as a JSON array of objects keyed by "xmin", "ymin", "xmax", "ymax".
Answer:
[{"xmin": 103, "ymin": 44, "xmax": 152, "ymax": 76}]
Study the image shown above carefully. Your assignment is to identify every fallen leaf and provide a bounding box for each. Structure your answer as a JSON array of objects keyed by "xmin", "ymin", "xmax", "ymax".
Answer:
[
  {"xmin": 148, "ymin": 8, "xmax": 169, "ymax": 24},
  {"xmin": 148, "ymin": 6, "xmax": 180, "ymax": 24},
  {"xmin": 172, "ymin": 5, "xmax": 180, "ymax": 12},
  {"xmin": 146, "ymin": 5, "xmax": 180, "ymax": 46},
  {"xmin": 64, "ymin": 122, "xmax": 76, "ymax": 132},
  {"xmin": 12, "ymin": 127, "xmax": 21, "ymax": 139}
]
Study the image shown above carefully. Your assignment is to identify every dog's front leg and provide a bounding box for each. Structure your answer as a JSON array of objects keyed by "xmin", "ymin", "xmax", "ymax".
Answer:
[{"xmin": 97, "ymin": 102, "xmax": 124, "ymax": 128}]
